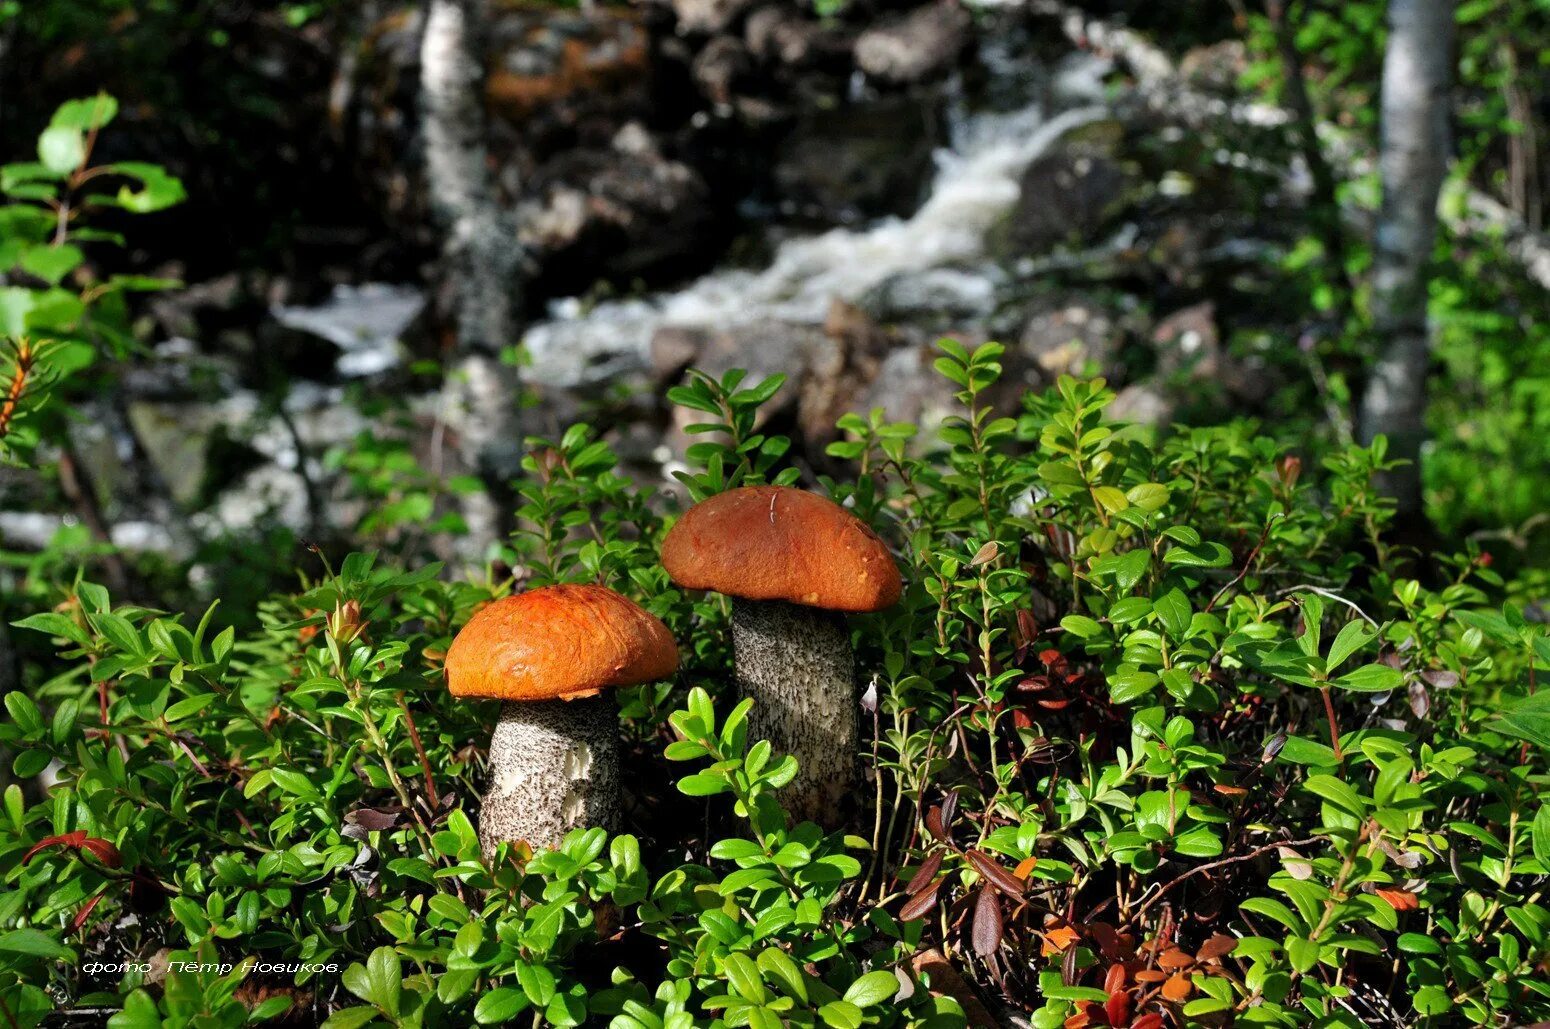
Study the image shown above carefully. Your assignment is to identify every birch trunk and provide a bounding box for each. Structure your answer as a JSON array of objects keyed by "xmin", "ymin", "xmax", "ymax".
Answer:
[
  {"xmin": 420, "ymin": 0, "xmax": 525, "ymax": 548},
  {"xmin": 1358, "ymin": 0, "xmax": 1455, "ymax": 520}
]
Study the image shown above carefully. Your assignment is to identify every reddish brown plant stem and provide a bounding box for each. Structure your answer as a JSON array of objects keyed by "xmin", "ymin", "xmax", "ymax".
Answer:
[{"xmin": 1319, "ymin": 686, "xmax": 1343, "ymax": 761}]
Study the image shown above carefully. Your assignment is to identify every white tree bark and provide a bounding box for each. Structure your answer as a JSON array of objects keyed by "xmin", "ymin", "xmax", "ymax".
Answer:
[
  {"xmin": 1358, "ymin": 0, "xmax": 1456, "ymax": 520},
  {"xmin": 420, "ymin": 0, "xmax": 525, "ymax": 547}
]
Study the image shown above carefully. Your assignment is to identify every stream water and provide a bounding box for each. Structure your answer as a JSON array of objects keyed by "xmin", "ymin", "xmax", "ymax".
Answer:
[{"xmin": 524, "ymin": 46, "xmax": 1110, "ymax": 388}]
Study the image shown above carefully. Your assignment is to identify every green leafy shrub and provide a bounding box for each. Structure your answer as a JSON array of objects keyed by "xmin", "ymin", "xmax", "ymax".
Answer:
[
  {"xmin": 2, "ymin": 344, "xmax": 1547, "ymax": 1027},
  {"xmin": 0, "ymin": 93, "xmax": 183, "ymax": 464}
]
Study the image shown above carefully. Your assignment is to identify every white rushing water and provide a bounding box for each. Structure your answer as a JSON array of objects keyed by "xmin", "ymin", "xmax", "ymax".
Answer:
[{"xmin": 524, "ymin": 63, "xmax": 1107, "ymax": 388}]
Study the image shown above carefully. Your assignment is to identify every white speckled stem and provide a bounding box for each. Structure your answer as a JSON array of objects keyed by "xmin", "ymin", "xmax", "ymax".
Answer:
[
  {"xmin": 731, "ymin": 599, "xmax": 857, "ymax": 828},
  {"xmin": 479, "ymin": 697, "xmax": 619, "ymax": 856}
]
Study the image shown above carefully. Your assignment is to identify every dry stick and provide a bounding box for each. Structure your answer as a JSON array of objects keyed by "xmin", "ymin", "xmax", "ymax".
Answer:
[{"xmin": 1127, "ymin": 835, "xmax": 1323, "ymax": 926}]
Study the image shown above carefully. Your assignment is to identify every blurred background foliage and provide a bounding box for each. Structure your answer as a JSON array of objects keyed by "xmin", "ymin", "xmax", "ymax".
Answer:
[{"xmin": 0, "ymin": 0, "xmax": 1546, "ymax": 668}]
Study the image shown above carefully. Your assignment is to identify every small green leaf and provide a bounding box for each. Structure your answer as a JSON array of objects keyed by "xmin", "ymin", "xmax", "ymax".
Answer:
[
  {"xmin": 1334, "ymin": 663, "xmax": 1404, "ymax": 693},
  {"xmin": 1325, "ymin": 620, "xmax": 1378, "ymax": 673},
  {"xmin": 1492, "ymin": 691, "xmax": 1550, "ymax": 750},
  {"xmin": 842, "ymin": 970, "xmax": 899, "ymax": 1008},
  {"xmin": 0, "ymin": 928, "xmax": 74, "ymax": 961},
  {"xmin": 1303, "ymin": 774, "xmax": 1366, "ymax": 816},
  {"xmin": 474, "ymin": 988, "xmax": 530, "ymax": 1024},
  {"xmin": 38, "ymin": 127, "xmax": 83, "ymax": 175},
  {"xmin": 818, "ymin": 1000, "xmax": 864, "ymax": 1029}
]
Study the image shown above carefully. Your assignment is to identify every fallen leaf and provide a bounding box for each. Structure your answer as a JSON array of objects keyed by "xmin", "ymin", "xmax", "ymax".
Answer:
[
  {"xmin": 1375, "ymin": 887, "xmax": 1419, "ymax": 911},
  {"xmin": 1195, "ymin": 933, "xmax": 1238, "ymax": 962},
  {"xmin": 1041, "ymin": 925, "xmax": 1080, "ymax": 957}
]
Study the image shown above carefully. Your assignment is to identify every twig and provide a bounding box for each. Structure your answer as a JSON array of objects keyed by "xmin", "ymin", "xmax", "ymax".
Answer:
[
  {"xmin": 1273, "ymin": 584, "xmax": 1379, "ymax": 627},
  {"xmin": 1128, "ymin": 835, "xmax": 1323, "ymax": 926}
]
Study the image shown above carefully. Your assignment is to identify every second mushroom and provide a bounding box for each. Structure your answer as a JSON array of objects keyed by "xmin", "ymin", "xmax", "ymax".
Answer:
[
  {"xmin": 444, "ymin": 583, "xmax": 678, "ymax": 856},
  {"xmin": 661, "ymin": 485, "xmax": 901, "ymax": 826}
]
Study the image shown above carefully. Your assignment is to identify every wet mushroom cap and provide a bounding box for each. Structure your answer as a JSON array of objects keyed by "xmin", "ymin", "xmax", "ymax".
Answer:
[
  {"xmin": 660, "ymin": 485, "xmax": 902, "ymax": 612},
  {"xmin": 445, "ymin": 584, "xmax": 679, "ymax": 702}
]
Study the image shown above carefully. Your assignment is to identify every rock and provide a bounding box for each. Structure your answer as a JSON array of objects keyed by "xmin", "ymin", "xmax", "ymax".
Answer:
[
  {"xmin": 1179, "ymin": 40, "xmax": 1246, "ymax": 93},
  {"xmin": 485, "ymin": 9, "xmax": 650, "ymax": 123},
  {"xmin": 745, "ymin": 6, "xmax": 824, "ymax": 66},
  {"xmin": 854, "ymin": 1, "xmax": 972, "ymax": 85},
  {"xmin": 772, "ymin": 96, "xmax": 940, "ymax": 222},
  {"xmin": 1151, "ymin": 301, "xmax": 1220, "ymax": 382},
  {"xmin": 853, "ymin": 343, "xmax": 958, "ymax": 436},
  {"xmin": 1108, "ymin": 384, "xmax": 1174, "ymax": 428},
  {"xmin": 673, "ymin": 0, "xmax": 758, "ymax": 35},
  {"xmin": 519, "ymin": 124, "xmax": 715, "ymax": 292},
  {"xmin": 1008, "ymin": 120, "xmax": 1138, "ymax": 254},
  {"xmin": 271, "ymin": 283, "xmax": 424, "ymax": 379},
  {"xmin": 1018, "ymin": 296, "xmax": 1126, "ymax": 379},
  {"xmin": 692, "ymin": 37, "xmax": 753, "ymax": 107},
  {"xmin": 649, "ymin": 327, "xmax": 704, "ymax": 383}
]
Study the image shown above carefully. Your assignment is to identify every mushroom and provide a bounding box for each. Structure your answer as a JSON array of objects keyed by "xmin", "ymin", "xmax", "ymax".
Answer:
[
  {"xmin": 445, "ymin": 583, "xmax": 678, "ymax": 855},
  {"xmin": 661, "ymin": 485, "xmax": 901, "ymax": 826}
]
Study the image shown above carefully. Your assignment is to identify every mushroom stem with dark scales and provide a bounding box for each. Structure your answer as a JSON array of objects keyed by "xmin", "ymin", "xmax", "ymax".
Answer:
[
  {"xmin": 443, "ymin": 583, "xmax": 678, "ymax": 856},
  {"xmin": 661, "ymin": 485, "xmax": 901, "ymax": 828},
  {"xmin": 480, "ymin": 697, "xmax": 619, "ymax": 857},
  {"xmin": 731, "ymin": 599, "xmax": 856, "ymax": 824}
]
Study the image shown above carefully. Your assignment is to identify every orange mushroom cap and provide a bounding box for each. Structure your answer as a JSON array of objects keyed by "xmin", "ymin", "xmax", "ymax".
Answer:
[
  {"xmin": 660, "ymin": 485, "xmax": 902, "ymax": 612},
  {"xmin": 445, "ymin": 584, "xmax": 679, "ymax": 702}
]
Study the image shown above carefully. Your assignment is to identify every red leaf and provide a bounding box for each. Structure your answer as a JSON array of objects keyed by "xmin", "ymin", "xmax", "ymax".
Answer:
[
  {"xmin": 73, "ymin": 894, "xmax": 105, "ymax": 931},
  {"xmin": 22, "ymin": 831, "xmax": 87, "ymax": 865},
  {"xmin": 1375, "ymin": 887, "xmax": 1419, "ymax": 912},
  {"xmin": 966, "ymin": 850, "xmax": 1025, "ymax": 898},
  {"xmin": 1195, "ymin": 933, "xmax": 1238, "ymax": 962},
  {"xmin": 1016, "ymin": 609, "xmax": 1040, "ymax": 645},
  {"xmin": 80, "ymin": 838, "xmax": 121, "ymax": 868},
  {"xmin": 924, "ymin": 805, "xmax": 948, "ymax": 843},
  {"xmin": 905, "ymin": 850, "xmax": 944, "ymax": 895},
  {"xmin": 940, "ymin": 791, "xmax": 959, "ymax": 827},
  {"xmin": 899, "ymin": 879, "xmax": 942, "ymax": 921},
  {"xmin": 1103, "ymin": 962, "xmax": 1126, "ymax": 995},
  {"xmin": 1131, "ymin": 1015, "xmax": 1165, "ymax": 1029},
  {"xmin": 971, "ymin": 887, "xmax": 1003, "ymax": 957},
  {"xmin": 1104, "ymin": 989, "xmax": 1131, "ymax": 1027},
  {"xmin": 1041, "ymin": 925, "xmax": 1080, "ymax": 957},
  {"xmin": 1161, "ymin": 973, "xmax": 1192, "ymax": 1002}
]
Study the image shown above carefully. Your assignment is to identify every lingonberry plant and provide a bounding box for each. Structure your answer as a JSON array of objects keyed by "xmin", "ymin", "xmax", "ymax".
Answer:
[{"xmin": 2, "ymin": 343, "xmax": 1547, "ymax": 1027}]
